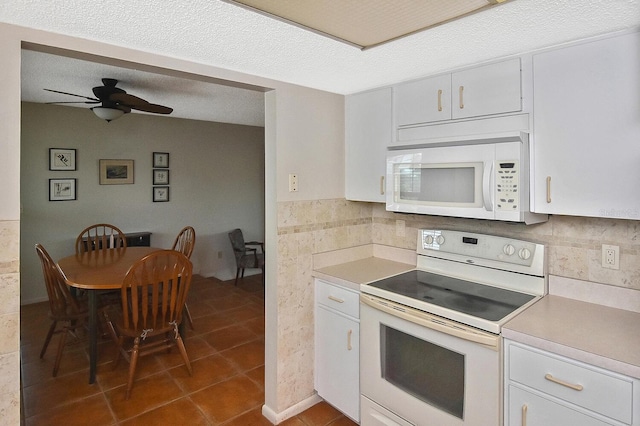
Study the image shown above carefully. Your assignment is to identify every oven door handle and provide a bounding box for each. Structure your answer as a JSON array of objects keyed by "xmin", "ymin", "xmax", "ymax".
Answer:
[{"xmin": 361, "ymin": 294, "xmax": 500, "ymax": 351}]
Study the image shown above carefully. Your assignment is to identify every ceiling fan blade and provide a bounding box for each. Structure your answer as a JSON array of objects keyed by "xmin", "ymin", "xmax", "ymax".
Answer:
[
  {"xmin": 44, "ymin": 88, "xmax": 99, "ymax": 102},
  {"xmin": 128, "ymin": 103, "xmax": 173, "ymax": 114},
  {"xmin": 110, "ymin": 93, "xmax": 173, "ymax": 114},
  {"xmin": 109, "ymin": 92, "xmax": 149, "ymax": 106},
  {"xmin": 45, "ymin": 101, "xmax": 101, "ymax": 105}
]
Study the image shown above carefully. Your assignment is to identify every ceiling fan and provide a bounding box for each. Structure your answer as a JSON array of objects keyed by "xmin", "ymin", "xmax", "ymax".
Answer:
[{"xmin": 45, "ymin": 78, "xmax": 173, "ymax": 122}]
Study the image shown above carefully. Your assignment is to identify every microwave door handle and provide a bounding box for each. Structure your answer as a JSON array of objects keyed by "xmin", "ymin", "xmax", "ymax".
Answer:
[{"xmin": 483, "ymin": 161, "xmax": 494, "ymax": 211}]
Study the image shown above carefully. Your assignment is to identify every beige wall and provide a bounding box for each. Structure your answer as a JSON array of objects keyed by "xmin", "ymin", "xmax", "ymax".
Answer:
[{"xmin": 20, "ymin": 102, "xmax": 265, "ymax": 303}]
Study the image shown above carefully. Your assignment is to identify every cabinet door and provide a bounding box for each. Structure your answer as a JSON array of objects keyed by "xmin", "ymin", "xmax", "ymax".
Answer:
[
  {"xmin": 395, "ymin": 74, "xmax": 451, "ymax": 126},
  {"xmin": 345, "ymin": 87, "xmax": 392, "ymax": 202},
  {"xmin": 507, "ymin": 386, "xmax": 613, "ymax": 426},
  {"xmin": 532, "ymin": 31, "xmax": 640, "ymax": 218},
  {"xmin": 315, "ymin": 305, "xmax": 360, "ymax": 421},
  {"xmin": 452, "ymin": 58, "xmax": 522, "ymax": 119}
]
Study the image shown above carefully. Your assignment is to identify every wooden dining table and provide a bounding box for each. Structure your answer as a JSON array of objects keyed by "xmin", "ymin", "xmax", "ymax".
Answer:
[{"xmin": 57, "ymin": 246, "xmax": 161, "ymax": 384}]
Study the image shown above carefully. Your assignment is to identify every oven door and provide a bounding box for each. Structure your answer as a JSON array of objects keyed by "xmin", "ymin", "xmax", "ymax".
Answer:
[{"xmin": 360, "ymin": 295, "xmax": 502, "ymax": 426}]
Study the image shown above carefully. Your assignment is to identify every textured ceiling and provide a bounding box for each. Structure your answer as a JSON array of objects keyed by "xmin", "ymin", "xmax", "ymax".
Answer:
[{"xmin": 4, "ymin": 0, "xmax": 640, "ymax": 125}]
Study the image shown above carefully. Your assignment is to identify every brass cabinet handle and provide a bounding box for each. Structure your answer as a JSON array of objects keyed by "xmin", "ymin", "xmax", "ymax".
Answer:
[
  {"xmin": 459, "ymin": 86, "xmax": 464, "ymax": 109},
  {"xmin": 546, "ymin": 176, "xmax": 552, "ymax": 203},
  {"xmin": 347, "ymin": 329, "xmax": 353, "ymax": 350},
  {"xmin": 437, "ymin": 89, "xmax": 443, "ymax": 112},
  {"xmin": 522, "ymin": 404, "xmax": 527, "ymax": 426},
  {"xmin": 328, "ymin": 295, "xmax": 344, "ymax": 303},
  {"xmin": 545, "ymin": 373, "xmax": 584, "ymax": 391},
  {"xmin": 380, "ymin": 176, "xmax": 385, "ymax": 195}
]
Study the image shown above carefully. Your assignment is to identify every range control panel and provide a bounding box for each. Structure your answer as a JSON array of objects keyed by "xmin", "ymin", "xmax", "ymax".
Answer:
[
  {"xmin": 418, "ymin": 229, "xmax": 545, "ymax": 273},
  {"xmin": 496, "ymin": 160, "xmax": 519, "ymax": 211}
]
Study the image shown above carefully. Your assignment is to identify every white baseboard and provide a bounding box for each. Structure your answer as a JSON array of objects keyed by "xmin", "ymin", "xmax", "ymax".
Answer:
[{"xmin": 262, "ymin": 394, "xmax": 323, "ymax": 424}]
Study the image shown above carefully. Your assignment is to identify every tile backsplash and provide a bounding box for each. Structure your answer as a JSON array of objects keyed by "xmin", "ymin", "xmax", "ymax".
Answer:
[{"xmin": 275, "ymin": 198, "xmax": 640, "ymax": 412}]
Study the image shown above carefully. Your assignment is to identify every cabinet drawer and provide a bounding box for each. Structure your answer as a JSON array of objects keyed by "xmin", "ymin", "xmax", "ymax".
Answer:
[
  {"xmin": 508, "ymin": 344, "xmax": 633, "ymax": 424},
  {"xmin": 508, "ymin": 385, "xmax": 613, "ymax": 426},
  {"xmin": 315, "ymin": 280, "xmax": 359, "ymax": 318}
]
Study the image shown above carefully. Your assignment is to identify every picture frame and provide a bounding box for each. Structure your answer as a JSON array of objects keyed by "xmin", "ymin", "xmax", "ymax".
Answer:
[
  {"xmin": 99, "ymin": 159, "xmax": 134, "ymax": 185},
  {"xmin": 153, "ymin": 186, "xmax": 170, "ymax": 202},
  {"xmin": 153, "ymin": 152, "xmax": 169, "ymax": 168},
  {"xmin": 49, "ymin": 178, "xmax": 77, "ymax": 201},
  {"xmin": 49, "ymin": 148, "xmax": 76, "ymax": 171},
  {"xmin": 153, "ymin": 169, "xmax": 170, "ymax": 185}
]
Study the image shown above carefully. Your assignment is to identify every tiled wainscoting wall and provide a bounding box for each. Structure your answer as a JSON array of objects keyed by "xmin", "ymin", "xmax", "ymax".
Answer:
[
  {"xmin": 0, "ymin": 220, "xmax": 20, "ymax": 423},
  {"xmin": 275, "ymin": 199, "xmax": 640, "ymax": 411}
]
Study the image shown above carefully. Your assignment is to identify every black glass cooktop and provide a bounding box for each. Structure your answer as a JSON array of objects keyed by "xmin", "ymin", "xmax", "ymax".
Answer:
[{"xmin": 368, "ymin": 270, "xmax": 535, "ymax": 321}]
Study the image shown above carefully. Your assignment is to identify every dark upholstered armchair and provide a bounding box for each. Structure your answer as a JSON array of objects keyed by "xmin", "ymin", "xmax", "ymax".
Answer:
[{"xmin": 228, "ymin": 228, "xmax": 264, "ymax": 285}]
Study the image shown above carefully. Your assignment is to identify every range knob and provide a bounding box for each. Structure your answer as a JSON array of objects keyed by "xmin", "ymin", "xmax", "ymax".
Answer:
[
  {"xmin": 503, "ymin": 244, "xmax": 516, "ymax": 256},
  {"xmin": 424, "ymin": 235, "xmax": 434, "ymax": 245},
  {"xmin": 518, "ymin": 248, "xmax": 532, "ymax": 260},
  {"xmin": 435, "ymin": 235, "xmax": 445, "ymax": 245}
]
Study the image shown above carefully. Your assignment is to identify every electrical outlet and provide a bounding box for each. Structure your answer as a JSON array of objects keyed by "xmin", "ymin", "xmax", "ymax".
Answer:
[
  {"xmin": 288, "ymin": 173, "xmax": 298, "ymax": 192},
  {"xmin": 602, "ymin": 244, "xmax": 620, "ymax": 270}
]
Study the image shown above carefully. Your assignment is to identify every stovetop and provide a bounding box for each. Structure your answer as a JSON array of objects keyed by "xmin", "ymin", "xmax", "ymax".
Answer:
[
  {"xmin": 367, "ymin": 270, "xmax": 536, "ymax": 322},
  {"xmin": 360, "ymin": 229, "xmax": 546, "ymax": 333}
]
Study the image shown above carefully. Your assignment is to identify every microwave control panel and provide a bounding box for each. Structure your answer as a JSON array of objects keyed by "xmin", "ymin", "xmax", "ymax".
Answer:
[{"xmin": 496, "ymin": 160, "xmax": 519, "ymax": 211}]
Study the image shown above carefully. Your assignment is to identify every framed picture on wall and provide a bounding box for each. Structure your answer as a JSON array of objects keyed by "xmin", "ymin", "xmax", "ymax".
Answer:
[
  {"xmin": 153, "ymin": 152, "xmax": 169, "ymax": 168},
  {"xmin": 49, "ymin": 148, "xmax": 76, "ymax": 171},
  {"xmin": 153, "ymin": 186, "xmax": 170, "ymax": 202},
  {"xmin": 49, "ymin": 178, "xmax": 77, "ymax": 201},
  {"xmin": 153, "ymin": 169, "xmax": 170, "ymax": 185},
  {"xmin": 99, "ymin": 159, "xmax": 134, "ymax": 185}
]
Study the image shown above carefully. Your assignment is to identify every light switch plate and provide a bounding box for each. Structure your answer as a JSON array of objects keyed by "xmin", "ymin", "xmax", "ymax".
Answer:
[{"xmin": 288, "ymin": 173, "xmax": 298, "ymax": 192}]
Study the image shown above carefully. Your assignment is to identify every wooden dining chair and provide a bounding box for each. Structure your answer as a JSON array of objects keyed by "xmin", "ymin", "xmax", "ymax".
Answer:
[
  {"xmin": 35, "ymin": 243, "xmax": 89, "ymax": 377},
  {"xmin": 104, "ymin": 250, "xmax": 194, "ymax": 399},
  {"xmin": 75, "ymin": 223, "xmax": 127, "ymax": 254},
  {"xmin": 172, "ymin": 226, "xmax": 196, "ymax": 330}
]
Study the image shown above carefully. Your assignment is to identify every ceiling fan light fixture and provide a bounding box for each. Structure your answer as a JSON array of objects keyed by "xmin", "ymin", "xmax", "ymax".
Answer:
[{"xmin": 91, "ymin": 106, "xmax": 124, "ymax": 122}]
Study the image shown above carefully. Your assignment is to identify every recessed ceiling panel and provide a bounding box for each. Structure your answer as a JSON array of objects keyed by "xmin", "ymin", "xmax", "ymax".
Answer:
[{"xmin": 226, "ymin": 0, "xmax": 510, "ymax": 49}]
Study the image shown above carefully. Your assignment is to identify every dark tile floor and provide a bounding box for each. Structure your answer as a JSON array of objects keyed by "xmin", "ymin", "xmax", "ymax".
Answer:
[{"xmin": 21, "ymin": 273, "xmax": 357, "ymax": 425}]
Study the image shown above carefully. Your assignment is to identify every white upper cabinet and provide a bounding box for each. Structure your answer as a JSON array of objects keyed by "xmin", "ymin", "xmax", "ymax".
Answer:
[
  {"xmin": 395, "ymin": 74, "xmax": 451, "ymax": 125},
  {"xmin": 345, "ymin": 87, "xmax": 392, "ymax": 202},
  {"xmin": 395, "ymin": 58, "xmax": 522, "ymax": 128},
  {"xmin": 531, "ymin": 30, "xmax": 640, "ymax": 219},
  {"xmin": 452, "ymin": 58, "xmax": 522, "ymax": 120}
]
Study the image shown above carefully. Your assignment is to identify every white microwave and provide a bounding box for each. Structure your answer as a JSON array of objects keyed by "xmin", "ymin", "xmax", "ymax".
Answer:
[{"xmin": 386, "ymin": 132, "xmax": 547, "ymax": 224}]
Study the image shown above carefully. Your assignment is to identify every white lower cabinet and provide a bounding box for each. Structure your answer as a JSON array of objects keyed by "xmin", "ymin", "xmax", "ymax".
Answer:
[
  {"xmin": 505, "ymin": 340, "xmax": 639, "ymax": 426},
  {"xmin": 314, "ymin": 279, "xmax": 360, "ymax": 422}
]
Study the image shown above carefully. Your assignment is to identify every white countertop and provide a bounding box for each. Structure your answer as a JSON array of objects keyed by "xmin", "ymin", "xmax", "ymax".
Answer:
[{"xmin": 504, "ymin": 290, "xmax": 640, "ymax": 379}]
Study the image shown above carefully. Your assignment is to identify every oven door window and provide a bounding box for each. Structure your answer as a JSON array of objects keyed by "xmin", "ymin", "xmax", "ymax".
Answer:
[{"xmin": 380, "ymin": 324, "xmax": 465, "ymax": 419}]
